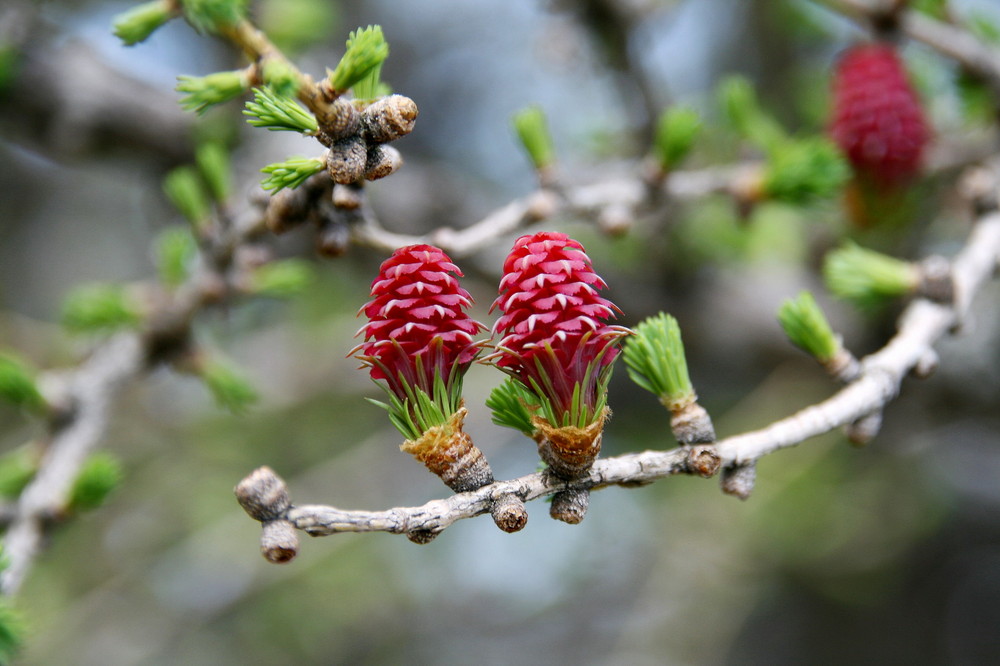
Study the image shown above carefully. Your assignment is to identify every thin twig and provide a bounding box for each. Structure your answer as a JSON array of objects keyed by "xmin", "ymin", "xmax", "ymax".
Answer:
[
  {"xmin": 353, "ymin": 164, "xmax": 748, "ymax": 257},
  {"xmin": 0, "ymin": 334, "xmax": 144, "ymax": 596}
]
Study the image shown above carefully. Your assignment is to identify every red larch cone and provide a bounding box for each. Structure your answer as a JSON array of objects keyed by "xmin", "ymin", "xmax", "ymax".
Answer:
[
  {"xmin": 490, "ymin": 231, "xmax": 630, "ymax": 523},
  {"xmin": 829, "ymin": 43, "xmax": 931, "ymax": 228}
]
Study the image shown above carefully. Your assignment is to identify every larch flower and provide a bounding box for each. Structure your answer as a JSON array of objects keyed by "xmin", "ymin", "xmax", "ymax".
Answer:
[
  {"xmin": 830, "ymin": 43, "xmax": 930, "ymax": 190},
  {"xmin": 490, "ymin": 232, "xmax": 630, "ymax": 430},
  {"xmin": 353, "ymin": 244, "xmax": 492, "ymax": 493}
]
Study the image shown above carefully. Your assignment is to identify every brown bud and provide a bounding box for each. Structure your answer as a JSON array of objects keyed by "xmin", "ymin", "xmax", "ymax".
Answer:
[
  {"xmin": 549, "ymin": 488, "xmax": 589, "ymax": 524},
  {"xmin": 721, "ymin": 462, "xmax": 756, "ymax": 500},
  {"xmin": 525, "ymin": 189, "xmax": 561, "ymax": 222},
  {"xmin": 365, "ymin": 145, "xmax": 403, "ymax": 181},
  {"xmin": 400, "ymin": 407, "xmax": 495, "ymax": 493},
  {"xmin": 406, "ymin": 528, "xmax": 440, "ymax": 544},
  {"xmin": 598, "ymin": 203, "xmax": 633, "ymax": 237},
  {"xmin": 669, "ymin": 401, "xmax": 716, "ymax": 445},
  {"xmin": 846, "ymin": 411, "xmax": 882, "ymax": 446},
  {"xmin": 533, "ymin": 409, "xmax": 608, "ymax": 480},
  {"xmin": 361, "ymin": 94, "xmax": 418, "ymax": 144},
  {"xmin": 911, "ymin": 350, "xmax": 939, "ymax": 379},
  {"xmin": 729, "ymin": 166, "xmax": 766, "ymax": 219},
  {"xmin": 265, "ymin": 188, "xmax": 306, "ymax": 233},
  {"xmin": 326, "ymin": 137, "xmax": 368, "ymax": 185},
  {"xmin": 261, "ymin": 519, "xmax": 299, "ymax": 563},
  {"xmin": 332, "ymin": 183, "xmax": 363, "ymax": 210},
  {"xmin": 235, "ymin": 466, "xmax": 291, "ymax": 523},
  {"xmin": 917, "ymin": 255, "xmax": 955, "ymax": 304},
  {"xmin": 316, "ymin": 219, "xmax": 352, "ymax": 257},
  {"xmin": 316, "ymin": 98, "xmax": 360, "ymax": 144},
  {"xmin": 491, "ymin": 494, "xmax": 528, "ymax": 533}
]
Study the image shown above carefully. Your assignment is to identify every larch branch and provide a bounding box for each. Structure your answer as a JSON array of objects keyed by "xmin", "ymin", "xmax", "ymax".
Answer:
[{"xmin": 238, "ymin": 208, "xmax": 1000, "ymax": 550}]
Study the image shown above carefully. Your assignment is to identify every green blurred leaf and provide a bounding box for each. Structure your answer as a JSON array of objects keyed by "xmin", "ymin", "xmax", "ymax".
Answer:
[
  {"xmin": 261, "ymin": 59, "xmax": 301, "ymax": 99},
  {"xmin": 512, "ymin": 105, "xmax": 555, "ymax": 170},
  {"xmin": 258, "ymin": 0, "xmax": 339, "ymax": 54},
  {"xmin": 0, "ymin": 353, "xmax": 45, "ymax": 412},
  {"xmin": 112, "ymin": 0, "xmax": 176, "ymax": 45},
  {"xmin": 155, "ymin": 227, "xmax": 198, "ymax": 288},
  {"xmin": 180, "ymin": 0, "xmax": 247, "ymax": 34},
  {"xmin": 777, "ymin": 291, "xmax": 840, "ymax": 363},
  {"xmin": 910, "ymin": 0, "xmax": 949, "ymax": 20},
  {"xmin": 61, "ymin": 284, "xmax": 141, "ymax": 334},
  {"xmin": 67, "ymin": 452, "xmax": 123, "ymax": 513},
  {"xmin": 0, "ymin": 595, "xmax": 25, "ymax": 665},
  {"xmin": 176, "ymin": 70, "xmax": 249, "ymax": 114},
  {"xmin": 195, "ymin": 142, "xmax": 231, "ymax": 202},
  {"xmin": 718, "ymin": 75, "xmax": 787, "ymax": 151},
  {"xmin": 0, "ymin": 43, "xmax": 19, "ymax": 93},
  {"xmin": 248, "ymin": 259, "xmax": 316, "ymax": 297},
  {"xmin": 762, "ymin": 137, "xmax": 849, "ymax": 204},
  {"xmin": 823, "ymin": 243, "xmax": 919, "ymax": 309},
  {"xmin": 0, "ymin": 447, "xmax": 37, "ymax": 499},
  {"xmin": 652, "ymin": 106, "xmax": 702, "ymax": 171},
  {"xmin": 201, "ymin": 359, "xmax": 258, "ymax": 414},
  {"xmin": 163, "ymin": 165, "xmax": 212, "ymax": 226}
]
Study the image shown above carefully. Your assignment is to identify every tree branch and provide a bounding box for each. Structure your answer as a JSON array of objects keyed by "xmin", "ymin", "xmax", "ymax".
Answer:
[
  {"xmin": 352, "ymin": 164, "xmax": 750, "ymax": 257},
  {"xmin": 0, "ymin": 210, "xmax": 266, "ymax": 597},
  {"xmin": 0, "ymin": 335, "xmax": 143, "ymax": 596},
  {"xmin": 236, "ymin": 207, "xmax": 1000, "ymax": 553}
]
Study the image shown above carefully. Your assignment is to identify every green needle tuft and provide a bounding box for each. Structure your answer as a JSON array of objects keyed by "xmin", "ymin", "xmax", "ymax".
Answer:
[
  {"xmin": 777, "ymin": 291, "xmax": 840, "ymax": 363},
  {"xmin": 824, "ymin": 243, "xmax": 919, "ymax": 309},
  {"xmin": 623, "ymin": 313, "xmax": 695, "ymax": 411}
]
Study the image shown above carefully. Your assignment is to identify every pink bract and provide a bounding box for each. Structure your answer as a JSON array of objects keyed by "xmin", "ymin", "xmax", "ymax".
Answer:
[
  {"xmin": 354, "ymin": 245, "xmax": 486, "ymax": 400},
  {"xmin": 491, "ymin": 231, "xmax": 628, "ymax": 418}
]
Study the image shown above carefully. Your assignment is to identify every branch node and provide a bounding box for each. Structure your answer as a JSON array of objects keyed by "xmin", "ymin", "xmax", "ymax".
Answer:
[
  {"xmin": 685, "ymin": 444, "xmax": 721, "ymax": 478},
  {"xmin": 824, "ymin": 347, "xmax": 862, "ymax": 384},
  {"xmin": 959, "ymin": 166, "xmax": 999, "ymax": 215},
  {"xmin": 235, "ymin": 466, "xmax": 291, "ymax": 522}
]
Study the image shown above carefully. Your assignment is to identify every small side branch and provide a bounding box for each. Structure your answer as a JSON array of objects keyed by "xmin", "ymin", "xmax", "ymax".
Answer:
[
  {"xmin": 0, "ymin": 335, "xmax": 144, "ymax": 596},
  {"xmin": 352, "ymin": 164, "xmax": 747, "ymax": 257}
]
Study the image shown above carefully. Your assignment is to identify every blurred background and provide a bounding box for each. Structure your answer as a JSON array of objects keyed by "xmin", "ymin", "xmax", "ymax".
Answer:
[{"xmin": 2, "ymin": 0, "xmax": 1000, "ymax": 664}]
